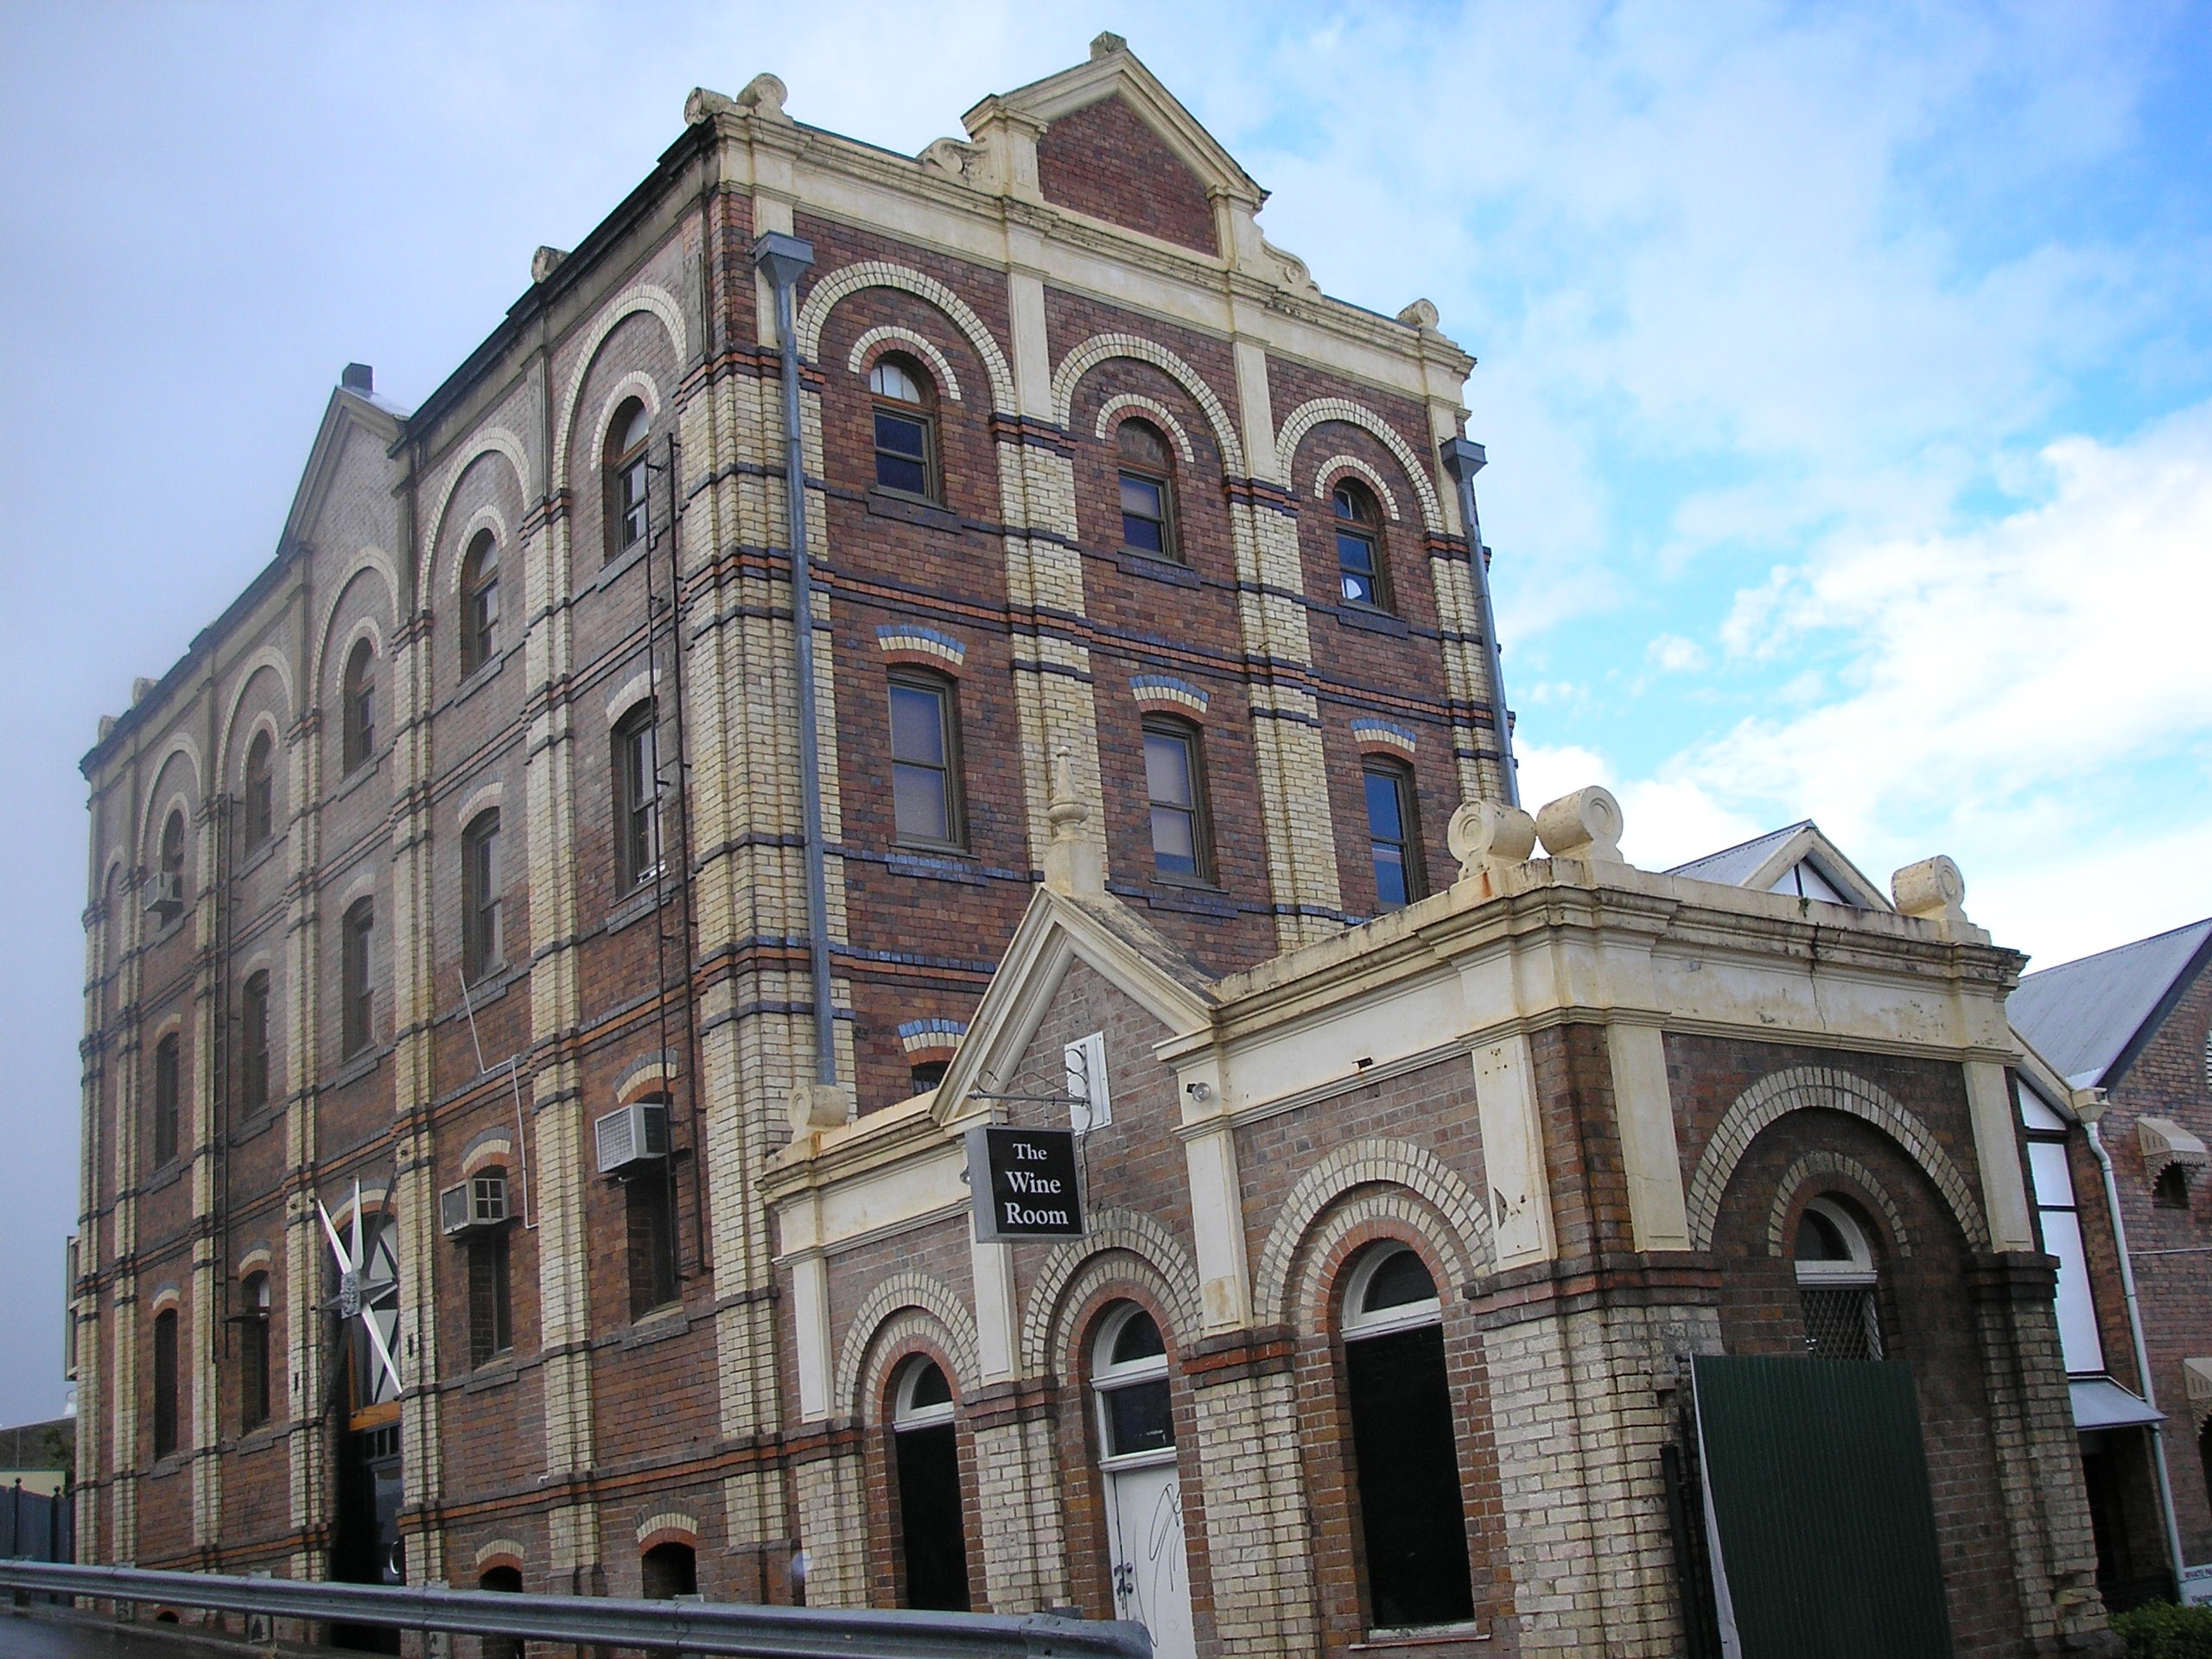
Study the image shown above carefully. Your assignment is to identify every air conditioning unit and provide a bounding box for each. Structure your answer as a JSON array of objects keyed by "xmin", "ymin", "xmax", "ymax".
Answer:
[
  {"xmin": 439, "ymin": 1172, "xmax": 509, "ymax": 1236},
  {"xmin": 143, "ymin": 871, "xmax": 183, "ymax": 918},
  {"xmin": 595, "ymin": 1103, "xmax": 671, "ymax": 1174}
]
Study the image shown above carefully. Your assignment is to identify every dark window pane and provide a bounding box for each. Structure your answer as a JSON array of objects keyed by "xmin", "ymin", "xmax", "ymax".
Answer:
[
  {"xmin": 1373, "ymin": 846, "xmax": 1408, "ymax": 910},
  {"xmin": 1344, "ymin": 1324, "xmax": 1473, "ymax": 1627},
  {"xmin": 889, "ymin": 684, "xmax": 946, "ymax": 766},
  {"xmin": 469, "ymin": 1227, "xmax": 512, "ymax": 1367},
  {"xmin": 1338, "ymin": 531, "xmax": 1379, "ymax": 606},
  {"xmin": 152, "ymin": 1312, "xmax": 179, "ymax": 1459},
  {"xmin": 1111, "ymin": 1311, "xmax": 1164, "ymax": 1363},
  {"xmin": 893, "ymin": 765, "xmax": 950, "ymax": 843},
  {"xmin": 1363, "ymin": 1249, "xmax": 1437, "ymax": 1312},
  {"xmin": 626, "ymin": 1173, "xmax": 677, "ymax": 1319},
  {"xmin": 895, "ymin": 1422, "xmax": 970, "ymax": 1610},
  {"xmin": 1104, "ymin": 1377, "xmax": 1173, "ymax": 1456},
  {"xmin": 875, "ymin": 412, "xmax": 928, "ymax": 458},
  {"xmin": 1364, "ymin": 771, "xmax": 1405, "ymax": 842}
]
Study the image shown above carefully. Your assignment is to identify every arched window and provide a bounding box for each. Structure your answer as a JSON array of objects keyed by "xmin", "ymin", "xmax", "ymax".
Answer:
[
  {"xmin": 1116, "ymin": 419, "xmax": 1178, "ymax": 562},
  {"xmin": 1362, "ymin": 760, "xmax": 1424, "ymax": 911},
  {"xmin": 1092, "ymin": 1304, "xmax": 1194, "ymax": 1649},
  {"xmin": 1141, "ymin": 717, "xmax": 1211, "ymax": 883},
  {"xmin": 1338, "ymin": 1246, "xmax": 1472, "ymax": 1629},
  {"xmin": 1332, "ymin": 480, "xmax": 1391, "ymax": 612},
  {"xmin": 888, "ymin": 671, "xmax": 963, "ymax": 849},
  {"xmin": 340, "ymin": 898, "xmax": 374, "ymax": 1058},
  {"xmin": 461, "ymin": 531, "xmax": 500, "ymax": 676},
  {"xmin": 341, "ymin": 639, "xmax": 377, "ymax": 773},
  {"xmin": 462, "ymin": 810, "xmax": 503, "ymax": 982},
  {"xmin": 613, "ymin": 702, "xmax": 661, "ymax": 890},
  {"xmin": 1795, "ymin": 1196, "xmax": 1883, "ymax": 1360},
  {"xmin": 243, "ymin": 731, "xmax": 275, "ymax": 849},
  {"xmin": 238, "ymin": 969, "xmax": 270, "ymax": 1113},
  {"xmin": 891, "ymin": 1357, "xmax": 970, "ymax": 1610},
  {"xmin": 641, "ymin": 1541, "xmax": 697, "ymax": 1600},
  {"xmin": 238, "ymin": 1271, "xmax": 271, "ymax": 1433},
  {"xmin": 151, "ymin": 1308, "xmax": 180, "ymax": 1460},
  {"xmin": 152, "ymin": 1032, "xmax": 181, "ymax": 1166},
  {"xmin": 869, "ymin": 355, "xmax": 939, "ymax": 502},
  {"xmin": 606, "ymin": 400, "xmax": 652, "ymax": 563},
  {"xmin": 151, "ymin": 809, "xmax": 188, "ymax": 921},
  {"xmin": 477, "ymin": 1567, "xmax": 523, "ymax": 1659}
]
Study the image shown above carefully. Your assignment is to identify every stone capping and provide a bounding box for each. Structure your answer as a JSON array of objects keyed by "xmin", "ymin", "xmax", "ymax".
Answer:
[
  {"xmin": 1311, "ymin": 454, "xmax": 1402, "ymax": 522},
  {"xmin": 1764, "ymin": 1148, "xmax": 1913, "ymax": 1258},
  {"xmin": 1020, "ymin": 1206, "xmax": 1203, "ymax": 1375},
  {"xmin": 1688, "ymin": 1064, "xmax": 1988, "ymax": 1252},
  {"xmin": 1274, "ymin": 397, "xmax": 1443, "ymax": 531},
  {"xmin": 832, "ymin": 1270, "xmax": 982, "ymax": 1417},
  {"xmin": 796, "ymin": 261, "xmax": 1017, "ymax": 412},
  {"xmin": 845, "ymin": 325, "xmax": 964, "ymax": 403},
  {"xmin": 1050, "ymin": 333, "xmax": 1246, "ymax": 474},
  {"xmin": 1252, "ymin": 1137, "xmax": 1491, "ymax": 1327},
  {"xmin": 1093, "ymin": 393, "xmax": 1198, "ymax": 463}
]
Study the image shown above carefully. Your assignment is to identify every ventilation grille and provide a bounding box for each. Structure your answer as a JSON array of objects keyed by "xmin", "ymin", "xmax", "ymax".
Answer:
[
  {"xmin": 1801, "ymin": 1287, "xmax": 1883, "ymax": 1361},
  {"xmin": 594, "ymin": 1103, "xmax": 671, "ymax": 1174}
]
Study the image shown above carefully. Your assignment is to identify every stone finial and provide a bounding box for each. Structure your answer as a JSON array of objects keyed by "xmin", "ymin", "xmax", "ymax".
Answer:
[
  {"xmin": 98, "ymin": 715, "xmax": 117, "ymax": 743},
  {"xmin": 131, "ymin": 677, "xmax": 155, "ymax": 706},
  {"xmin": 1042, "ymin": 744, "xmax": 1105, "ymax": 896},
  {"xmin": 1396, "ymin": 298, "xmax": 1440, "ymax": 330},
  {"xmin": 1447, "ymin": 798, "xmax": 1536, "ymax": 885},
  {"xmin": 1091, "ymin": 31, "xmax": 1128, "ymax": 60},
  {"xmin": 919, "ymin": 137, "xmax": 975, "ymax": 181},
  {"xmin": 1891, "ymin": 855, "xmax": 1969, "ymax": 925},
  {"xmin": 531, "ymin": 246, "xmax": 569, "ymax": 284},
  {"xmin": 738, "ymin": 73, "xmax": 791, "ymax": 120},
  {"xmin": 1535, "ymin": 785, "xmax": 1626, "ymax": 864},
  {"xmin": 683, "ymin": 86, "xmax": 734, "ymax": 125}
]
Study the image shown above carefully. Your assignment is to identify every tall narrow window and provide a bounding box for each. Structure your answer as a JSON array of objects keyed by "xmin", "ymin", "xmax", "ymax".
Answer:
[
  {"xmin": 341, "ymin": 639, "xmax": 377, "ymax": 772},
  {"xmin": 238, "ymin": 970, "xmax": 270, "ymax": 1113},
  {"xmin": 1339, "ymin": 1246, "xmax": 1473, "ymax": 1630},
  {"xmin": 2022, "ymin": 1083, "xmax": 2104, "ymax": 1374},
  {"xmin": 461, "ymin": 531, "xmax": 500, "ymax": 676},
  {"xmin": 151, "ymin": 1308, "xmax": 179, "ymax": 1460},
  {"xmin": 1795, "ymin": 1197, "xmax": 1883, "ymax": 1361},
  {"xmin": 340, "ymin": 898, "xmax": 374, "ymax": 1058},
  {"xmin": 607, "ymin": 399, "xmax": 652, "ymax": 563},
  {"xmin": 1142, "ymin": 718, "xmax": 1211, "ymax": 883},
  {"xmin": 1332, "ymin": 481, "xmax": 1390, "ymax": 611},
  {"xmin": 892, "ymin": 1357, "xmax": 970, "ymax": 1611},
  {"xmin": 243, "ymin": 731, "xmax": 275, "ymax": 849},
  {"xmin": 625, "ymin": 1100, "xmax": 677, "ymax": 1319},
  {"xmin": 152, "ymin": 1032, "xmax": 181, "ymax": 1166},
  {"xmin": 238, "ymin": 1272, "xmax": 270, "ymax": 1433},
  {"xmin": 613, "ymin": 702, "xmax": 661, "ymax": 890},
  {"xmin": 149, "ymin": 809, "xmax": 188, "ymax": 925},
  {"xmin": 1116, "ymin": 419, "xmax": 1177, "ymax": 561},
  {"xmin": 1363, "ymin": 762, "xmax": 1424, "ymax": 910},
  {"xmin": 462, "ymin": 810, "xmax": 503, "ymax": 981},
  {"xmin": 889, "ymin": 672, "xmax": 962, "ymax": 849},
  {"xmin": 870, "ymin": 356, "xmax": 938, "ymax": 501},
  {"xmin": 467, "ymin": 1214, "xmax": 512, "ymax": 1369}
]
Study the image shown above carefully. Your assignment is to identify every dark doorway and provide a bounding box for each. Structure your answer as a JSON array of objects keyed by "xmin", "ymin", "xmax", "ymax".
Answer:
[
  {"xmin": 895, "ymin": 1421, "xmax": 970, "ymax": 1610},
  {"xmin": 1344, "ymin": 1323, "xmax": 1474, "ymax": 1628},
  {"xmin": 2084, "ymin": 1429, "xmax": 2173, "ymax": 1611},
  {"xmin": 478, "ymin": 1566, "xmax": 524, "ymax": 1659},
  {"xmin": 641, "ymin": 1541, "xmax": 697, "ymax": 1599},
  {"xmin": 330, "ymin": 1421, "xmax": 404, "ymax": 1651}
]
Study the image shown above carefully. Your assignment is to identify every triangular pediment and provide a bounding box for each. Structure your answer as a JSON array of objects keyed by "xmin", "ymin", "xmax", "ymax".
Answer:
[{"xmin": 283, "ymin": 385, "xmax": 406, "ymax": 555}]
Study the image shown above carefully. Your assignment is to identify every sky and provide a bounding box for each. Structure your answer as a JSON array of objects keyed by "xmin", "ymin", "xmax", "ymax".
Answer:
[{"xmin": 1, "ymin": 0, "xmax": 2209, "ymax": 1426}]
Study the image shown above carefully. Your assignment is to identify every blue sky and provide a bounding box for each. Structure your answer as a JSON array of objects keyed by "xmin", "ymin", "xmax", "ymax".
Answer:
[{"xmin": 1, "ymin": 0, "xmax": 2208, "ymax": 1424}]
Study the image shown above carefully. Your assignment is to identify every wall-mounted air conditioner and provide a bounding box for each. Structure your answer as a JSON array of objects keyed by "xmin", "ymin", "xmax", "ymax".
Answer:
[
  {"xmin": 594, "ymin": 1103, "xmax": 671, "ymax": 1174},
  {"xmin": 143, "ymin": 871, "xmax": 183, "ymax": 919},
  {"xmin": 439, "ymin": 1172, "xmax": 509, "ymax": 1236}
]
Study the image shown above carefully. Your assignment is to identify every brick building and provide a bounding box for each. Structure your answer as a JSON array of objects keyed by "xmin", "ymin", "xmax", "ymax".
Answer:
[{"xmin": 71, "ymin": 35, "xmax": 2112, "ymax": 1658}]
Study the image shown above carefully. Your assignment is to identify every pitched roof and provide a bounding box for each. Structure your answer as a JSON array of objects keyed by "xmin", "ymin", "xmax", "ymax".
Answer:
[
  {"xmin": 1669, "ymin": 823, "xmax": 1811, "ymax": 887},
  {"xmin": 1665, "ymin": 820, "xmax": 1891, "ymax": 911},
  {"xmin": 2007, "ymin": 918, "xmax": 2212, "ymax": 1090}
]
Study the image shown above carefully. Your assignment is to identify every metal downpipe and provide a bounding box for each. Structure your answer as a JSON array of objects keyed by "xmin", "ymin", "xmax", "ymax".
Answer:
[{"xmin": 1439, "ymin": 437, "xmax": 1517, "ymax": 808}]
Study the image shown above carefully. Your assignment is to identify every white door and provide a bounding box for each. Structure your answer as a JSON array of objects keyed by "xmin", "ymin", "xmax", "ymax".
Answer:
[{"xmin": 1105, "ymin": 1459, "xmax": 1195, "ymax": 1659}]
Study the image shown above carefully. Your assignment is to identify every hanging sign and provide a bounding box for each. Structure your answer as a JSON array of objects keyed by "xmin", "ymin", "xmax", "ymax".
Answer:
[{"xmin": 966, "ymin": 1125, "xmax": 1085, "ymax": 1243}]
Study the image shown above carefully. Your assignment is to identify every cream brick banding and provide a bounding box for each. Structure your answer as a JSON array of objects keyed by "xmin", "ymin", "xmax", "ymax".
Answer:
[
  {"xmin": 796, "ymin": 261, "xmax": 1017, "ymax": 412},
  {"xmin": 1274, "ymin": 397, "xmax": 1443, "ymax": 532},
  {"xmin": 1687, "ymin": 1065, "xmax": 1987, "ymax": 1250},
  {"xmin": 633, "ymin": 1509, "xmax": 698, "ymax": 1546},
  {"xmin": 1764, "ymin": 1148, "xmax": 1913, "ymax": 1258},
  {"xmin": 1350, "ymin": 718, "xmax": 1417, "ymax": 757},
  {"xmin": 1253, "ymin": 1137, "xmax": 1491, "ymax": 1325},
  {"xmin": 1312, "ymin": 454, "xmax": 1402, "ymax": 521},
  {"xmin": 1050, "ymin": 334, "xmax": 1245, "ymax": 474},
  {"xmin": 1092, "ymin": 393, "xmax": 1197, "ymax": 463},
  {"xmin": 874, "ymin": 625, "xmax": 968, "ymax": 668},
  {"xmin": 1128, "ymin": 675, "xmax": 1208, "ymax": 716},
  {"xmin": 845, "ymin": 326, "xmax": 964, "ymax": 403},
  {"xmin": 832, "ymin": 1271, "xmax": 982, "ymax": 1414}
]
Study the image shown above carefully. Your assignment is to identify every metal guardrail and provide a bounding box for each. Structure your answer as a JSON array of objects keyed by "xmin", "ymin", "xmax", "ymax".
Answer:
[{"xmin": 0, "ymin": 1560, "xmax": 1154, "ymax": 1658}]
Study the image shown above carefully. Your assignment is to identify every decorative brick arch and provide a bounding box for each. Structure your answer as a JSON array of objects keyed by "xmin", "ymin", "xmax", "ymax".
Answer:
[
  {"xmin": 796, "ymin": 262, "xmax": 1015, "ymax": 412},
  {"xmin": 1094, "ymin": 394, "xmax": 1197, "ymax": 464},
  {"xmin": 1687, "ymin": 1065, "xmax": 1986, "ymax": 1251},
  {"xmin": 634, "ymin": 1510, "xmax": 697, "ymax": 1549},
  {"xmin": 1274, "ymin": 398, "xmax": 1442, "ymax": 532},
  {"xmin": 1284, "ymin": 1188, "xmax": 1477, "ymax": 1336},
  {"xmin": 846, "ymin": 326, "xmax": 963, "ymax": 404},
  {"xmin": 420, "ymin": 429, "xmax": 532, "ymax": 594},
  {"xmin": 1254, "ymin": 1138, "xmax": 1491, "ymax": 1325},
  {"xmin": 833, "ymin": 1270, "xmax": 981, "ymax": 1417},
  {"xmin": 550, "ymin": 283, "xmax": 687, "ymax": 485},
  {"xmin": 854, "ymin": 1307, "xmax": 969, "ymax": 1427},
  {"xmin": 1312, "ymin": 454, "xmax": 1402, "ymax": 522},
  {"xmin": 1765, "ymin": 1149, "xmax": 1914, "ymax": 1259},
  {"xmin": 1051, "ymin": 334, "xmax": 1245, "ymax": 475},
  {"xmin": 472, "ymin": 1537, "xmax": 526, "ymax": 1573},
  {"xmin": 1021, "ymin": 1207, "xmax": 1201, "ymax": 1376},
  {"xmin": 216, "ymin": 650, "xmax": 296, "ymax": 777}
]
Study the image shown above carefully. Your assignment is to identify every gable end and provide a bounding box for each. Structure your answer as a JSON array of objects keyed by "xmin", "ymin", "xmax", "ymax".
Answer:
[{"xmin": 1036, "ymin": 95, "xmax": 1219, "ymax": 257}]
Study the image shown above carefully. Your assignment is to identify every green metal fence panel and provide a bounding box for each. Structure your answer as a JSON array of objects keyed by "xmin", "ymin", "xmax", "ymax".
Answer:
[{"xmin": 1693, "ymin": 1355, "xmax": 1954, "ymax": 1659}]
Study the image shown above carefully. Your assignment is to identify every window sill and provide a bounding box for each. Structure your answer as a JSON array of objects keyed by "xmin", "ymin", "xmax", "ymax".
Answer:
[
  {"xmin": 329, "ymin": 1046, "xmax": 385, "ymax": 1089},
  {"xmin": 622, "ymin": 1307, "xmax": 690, "ymax": 1350},
  {"xmin": 1350, "ymin": 1623, "xmax": 1491, "ymax": 1652},
  {"xmin": 329, "ymin": 754, "xmax": 383, "ymax": 804},
  {"xmin": 1336, "ymin": 605, "xmax": 1409, "ymax": 639},
  {"xmin": 148, "ymin": 1452, "xmax": 189, "ymax": 1480},
  {"xmin": 234, "ymin": 840, "xmax": 280, "ymax": 880},
  {"xmin": 886, "ymin": 849, "xmax": 986, "ymax": 887},
  {"xmin": 237, "ymin": 1425, "xmax": 283, "ymax": 1454},
  {"xmin": 143, "ymin": 1160, "xmax": 185, "ymax": 1195},
  {"xmin": 463, "ymin": 1359, "xmax": 519, "ymax": 1394},
  {"xmin": 230, "ymin": 1105, "xmax": 281, "ymax": 1145},
  {"xmin": 865, "ymin": 488, "xmax": 961, "ymax": 534},
  {"xmin": 1115, "ymin": 550, "xmax": 1199, "ymax": 588},
  {"xmin": 146, "ymin": 913, "xmax": 188, "ymax": 945},
  {"xmin": 606, "ymin": 880, "xmax": 671, "ymax": 936},
  {"xmin": 460, "ymin": 961, "xmax": 520, "ymax": 1011},
  {"xmin": 1122, "ymin": 880, "xmax": 1236, "ymax": 919},
  {"xmin": 454, "ymin": 654, "xmax": 505, "ymax": 704},
  {"xmin": 593, "ymin": 542, "xmax": 649, "ymax": 592}
]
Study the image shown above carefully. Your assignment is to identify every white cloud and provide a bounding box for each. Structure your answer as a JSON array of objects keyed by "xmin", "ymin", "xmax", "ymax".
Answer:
[
  {"xmin": 1516, "ymin": 741, "xmax": 1764, "ymax": 873},
  {"xmin": 1648, "ymin": 633, "xmax": 1707, "ymax": 673}
]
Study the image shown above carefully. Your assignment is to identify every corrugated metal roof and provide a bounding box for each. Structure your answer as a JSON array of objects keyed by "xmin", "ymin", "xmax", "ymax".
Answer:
[
  {"xmin": 2007, "ymin": 918, "xmax": 2212, "ymax": 1089},
  {"xmin": 1666, "ymin": 822, "xmax": 1811, "ymax": 887}
]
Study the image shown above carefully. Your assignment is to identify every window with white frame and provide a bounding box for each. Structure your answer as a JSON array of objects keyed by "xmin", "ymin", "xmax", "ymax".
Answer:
[
  {"xmin": 2020, "ymin": 1080, "xmax": 2105, "ymax": 1375},
  {"xmin": 1794, "ymin": 1196, "xmax": 1883, "ymax": 1361}
]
